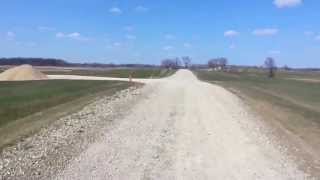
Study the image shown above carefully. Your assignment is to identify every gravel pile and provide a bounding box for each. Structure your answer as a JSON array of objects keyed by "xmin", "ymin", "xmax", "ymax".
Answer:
[
  {"xmin": 0, "ymin": 86, "xmax": 141, "ymax": 180},
  {"xmin": 0, "ymin": 64, "xmax": 48, "ymax": 81}
]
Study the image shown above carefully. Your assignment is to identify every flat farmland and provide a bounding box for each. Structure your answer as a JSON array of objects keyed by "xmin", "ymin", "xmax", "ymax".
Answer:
[
  {"xmin": 45, "ymin": 68, "xmax": 176, "ymax": 78},
  {"xmin": 193, "ymin": 69, "xmax": 320, "ymax": 174},
  {"xmin": 0, "ymin": 80, "xmax": 131, "ymax": 148}
]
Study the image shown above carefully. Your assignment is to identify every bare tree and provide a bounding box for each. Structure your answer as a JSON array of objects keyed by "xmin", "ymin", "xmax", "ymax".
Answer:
[
  {"xmin": 282, "ymin": 64, "xmax": 291, "ymax": 71},
  {"xmin": 218, "ymin": 57, "xmax": 228, "ymax": 70},
  {"xmin": 161, "ymin": 59, "xmax": 174, "ymax": 69},
  {"xmin": 182, "ymin": 56, "xmax": 192, "ymax": 68},
  {"xmin": 174, "ymin": 57, "xmax": 181, "ymax": 69},
  {"xmin": 208, "ymin": 59, "xmax": 218, "ymax": 69},
  {"xmin": 265, "ymin": 57, "xmax": 276, "ymax": 78},
  {"xmin": 161, "ymin": 58, "xmax": 181, "ymax": 69},
  {"xmin": 208, "ymin": 57, "xmax": 228, "ymax": 70}
]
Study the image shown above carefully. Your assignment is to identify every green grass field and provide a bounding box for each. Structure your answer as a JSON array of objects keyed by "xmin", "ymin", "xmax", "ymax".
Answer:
[
  {"xmin": 194, "ymin": 70, "xmax": 320, "ymax": 123},
  {"xmin": 0, "ymin": 80, "xmax": 130, "ymax": 127},
  {"xmin": 0, "ymin": 80, "xmax": 131, "ymax": 148},
  {"xmin": 45, "ymin": 68, "xmax": 176, "ymax": 78},
  {"xmin": 194, "ymin": 69, "xmax": 320, "ymax": 159}
]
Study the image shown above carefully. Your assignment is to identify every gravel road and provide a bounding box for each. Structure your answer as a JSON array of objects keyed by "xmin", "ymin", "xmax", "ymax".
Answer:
[
  {"xmin": 0, "ymin": 86, "xmax": 142, "ymax": 179},
  {"xmin": 55, "ymin": 70, "xmax": 310, "ymax": 180},
  {"xmin": 48, "ymin": 74, "xmax": 159, "ymax": 84}
]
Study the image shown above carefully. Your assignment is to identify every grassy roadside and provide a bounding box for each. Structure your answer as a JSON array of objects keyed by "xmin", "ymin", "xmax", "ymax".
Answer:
[
  {"xmin": 0, "ymin": 80, "xmax": 132, "ymax": 148},
  {"xmin": 193, "ymin": 70, "xmax": 320, "ymax": 169},
  {"xmin": 0, "ymin": 80, "xmax": 131, "ymax": 127},
  {"xmin": 277, "ymin": 71, "xmax": 320, "ymax": 80},
  {"xmin": 194, "ymin": 70, "xmax": 320, "ymax": 111},
  {"xmin": 45, "ymin": 68, "xmax": 177, "ymax": 78}
]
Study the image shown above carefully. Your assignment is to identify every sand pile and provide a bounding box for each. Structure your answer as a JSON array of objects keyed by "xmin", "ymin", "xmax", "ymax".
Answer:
[{"xmin": 0, "ymin": 64, "xmax": 48, "ymax": 81}]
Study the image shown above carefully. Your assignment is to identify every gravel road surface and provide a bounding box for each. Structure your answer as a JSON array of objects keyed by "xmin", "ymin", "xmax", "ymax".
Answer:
[
  {"xmin": 55, "ymin": 70, "xmax": 310, "ymax": 180},
  {"xmin": 48, "ymin": 75, "xmax": 159, "ymax": 84}
]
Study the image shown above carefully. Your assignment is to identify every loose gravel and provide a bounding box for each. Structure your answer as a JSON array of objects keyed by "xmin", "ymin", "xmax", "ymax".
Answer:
[{"xmin": 0, "ymin": 86, "xmax": 141, "ymax": 180}]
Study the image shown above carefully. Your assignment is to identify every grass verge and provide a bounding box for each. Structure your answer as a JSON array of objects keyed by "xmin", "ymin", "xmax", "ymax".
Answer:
[
  {"xmin": 193, "ymin": 70, "xmax": 320, "ymax": 174},
  {"xmin": 45, "ymin": 68, "xmax": 177, "ymax": 78},
  {"xmin": 0, "ymin": 80, "xmax": 132, "ymax": 149}
]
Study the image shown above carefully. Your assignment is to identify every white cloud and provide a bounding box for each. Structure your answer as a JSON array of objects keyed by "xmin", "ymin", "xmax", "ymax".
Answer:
[
  {"xmin": 304, "ymin": 32, "xmax": 320, "ymax": 41},
  {"xmin": 224, "ymin": 30, "xmax": 239, "ymax": 37},
  {"xmin": 165, "ymin": 34, "xmax": 176, "ymax": 40},
  {"xmin": 6, "ymin": 31, "xmax": 15, "ymax": 40},
  {"xmin": 113, "ymin": 42, "xmax": 121, "ymax": 47},
  {"xmin": 125, "ymin": 34, "xmax": 136, "ymax": 40},
  {"xmin": 274, "ymin": 0, "xmax": 302, "ymax": 8},
  {"xmin": 26, "ymin": 42, "xmax": 37, "ymax": 47},
  {"xmin": 124, "ymin": 26, "xmax": 134, "ymax": 32},
  {"xmin": 68, "ymin": 32, "xmax": 81, "ymax": 38},
  {"xmin": 183, "ymin": 43, "xmax": 192, "ymax": 48},
  {"xmin": 16, "ymin": 41, "xmax": 37, "ymax": 47},
  {"xmin": 252, "ymin": 28, "xmax": 279, "ymax": 36},
  {"xmin": 109, "ymin": 7, "xmax": 122, "ymax": 15},
  {"xmin": 38, "ymin": 26, "xmax": 55, "ymax": 31},
  {"xmin": 56, "ymin": 32, "xmax": 91, "ymax": 41},
  {"xmin": 56, "ymin": 32, "xmax": 66, "ymax": 38},
  {"xmin": 135, "ymin": 6, "xmax": 148, "ymax": 12},
  {"xmin": 5, "ymin": 31, "xmax": 37, "ymax": 47},
  {"xmin": 106, "ymin": 42, "xmax": 122, "ymax": 49},
  {"xmin": 163, "ymin": 45, "xmax": 174, "ymax": 51},
  {"xmin": 106, "ymin": 41, "xmax": 131, "ymax": 49},
  {"xmin": 56, "ymin": 32, "xmax": 65, "ymax": 38},
  {"xmin": 304, "ymin": 31, "xmax": 315, "ymax": 36}
]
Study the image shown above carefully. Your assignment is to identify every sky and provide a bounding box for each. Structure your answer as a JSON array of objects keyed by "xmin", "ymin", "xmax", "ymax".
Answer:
[{"xmin": 0, "ymin": 0, "xmax": 320, "ymax": 67}]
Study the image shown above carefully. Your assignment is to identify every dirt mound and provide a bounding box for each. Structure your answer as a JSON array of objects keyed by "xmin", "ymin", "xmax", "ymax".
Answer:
[{"xmin": 0, "ymin": 64, "xmax": 48, "ymax": 81}]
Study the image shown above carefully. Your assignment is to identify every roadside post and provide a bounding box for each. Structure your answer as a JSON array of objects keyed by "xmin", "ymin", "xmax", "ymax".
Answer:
[{"xmin": 129, "ymin": 74, "xmax": 132, "ymax": 83}]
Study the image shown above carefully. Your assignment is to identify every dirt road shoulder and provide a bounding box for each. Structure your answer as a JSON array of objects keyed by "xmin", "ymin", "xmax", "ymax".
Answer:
[{"xmin": 0, "ymin": 86, "xmax": 144, "ymax": 179}]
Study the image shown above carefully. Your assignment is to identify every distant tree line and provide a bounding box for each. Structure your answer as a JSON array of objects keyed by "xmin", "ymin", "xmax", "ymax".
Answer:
[
  {"xmin": 161, "ymin": 58, "xmax": 182, "ymax": 69},
  {"xmin": 208, "ymin": 57, "xmax": 228, "ymax": 70},
  {"xmin": 161, "ymin": 56, "xmax": 230, "ymax": 70},
  {"xmin": 0, "ymin": 57, "xmax": 158, "ymax": 68},
  {"xmin": 161, "ymin": 56, "xmax": 193, "ymax": 69},
  {"xmin": 2, "ymin": 57, "xmax": 319, "ymax": 74},
  {"xmin": 0, "ymin": 58, "xmax": 69, "ymax": 66}
]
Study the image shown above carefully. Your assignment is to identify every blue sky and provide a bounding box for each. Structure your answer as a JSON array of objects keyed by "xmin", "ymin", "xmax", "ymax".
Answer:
[{"xmin": 0, "ymin": 0, "xmax": 320, "ymax": 67}]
